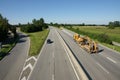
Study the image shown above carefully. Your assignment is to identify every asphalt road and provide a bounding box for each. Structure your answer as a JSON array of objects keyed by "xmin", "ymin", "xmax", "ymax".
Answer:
[
  {"xmin": 0, "ymin": 33, "xmax": 30, "ymax": 80},
  {"xmin": 28, "ymin": 28, "xmax": 78, "ymax": 80},
  {"xmin": 58, "ymin": 28, "xmax": 120, "ymax": 80}
]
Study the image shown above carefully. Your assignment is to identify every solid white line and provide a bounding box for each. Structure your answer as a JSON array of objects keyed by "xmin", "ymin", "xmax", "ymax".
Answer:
[
  {"xmin": 23, "ymin": 63, "xmax": 33, "ymax": 71},
  {"xmin": 21, "ymin": 76, "xmax": 26, "ymax": 80},
  {"xmin": 52, "ymin": 74, "xmax": 54, "ymax": 80},
  {"xmin": 64, "ymin": 45, "xmax": 80, "ymax": 80},
  {"xmin": 96, "ymin": 62, "xmax": 109, "ymax": 74},
  {"xmin": 19, "ymin": 36, "xmax": 30, "ymax": 80},
  {"xmin": 55, "ymin": 30, "xmax": 80, "ymax": 80},
  {"xmin": 106, "ymin": 57, "xmax": 117, "ymax": 64},
  {"xmin": 26, "ymin": 56, "xmax": 37, "ymax": 62}
]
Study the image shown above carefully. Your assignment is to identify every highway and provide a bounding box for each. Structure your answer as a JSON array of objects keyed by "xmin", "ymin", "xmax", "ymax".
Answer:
[
  {"xmin": 58, "ymin": 28, "xmax": 120, "ymax": 80},
  {"xmin": 28, "ymin": 28, "xmax": 79, "ymax": 80},
  {"xmin": 0, "ymin": 33, "xmax": 30, "ymax": 80},
  {"xmin": 0, "ymin": 27, "xmax": 119, "ymax": 80}
]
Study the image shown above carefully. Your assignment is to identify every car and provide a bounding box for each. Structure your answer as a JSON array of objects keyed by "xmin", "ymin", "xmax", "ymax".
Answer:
[{"xmin": 47, "ymin": 39, "xmax": 53, "ymax": 44}]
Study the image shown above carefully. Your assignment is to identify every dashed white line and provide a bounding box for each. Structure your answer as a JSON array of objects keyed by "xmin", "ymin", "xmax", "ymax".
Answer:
[
  {"xmin": 106, "ymin": 57, "xmax": 117, "ymax": 64},
  {"xmin": 21, "ymin": 76, "xmax": 26, "ymax": 80},
  {"xmin": 96, "ymin": 62, "xmax": 109, "ymax": 74},
  {"xmin": 23, "ymin": 63, "xmax": 33, "ymax": 71}
]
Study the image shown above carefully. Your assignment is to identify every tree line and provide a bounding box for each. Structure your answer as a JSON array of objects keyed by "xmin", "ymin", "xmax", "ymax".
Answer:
[
  {"xmin": 0, "ymin": 14, "xmax": 17, "ymax": 42},
  {"xmin": 20, "ymin": 18, "xmax": 48, "ymax": 32},
  {"xmin": 108, "ymin": 21, "xmax": 120, "ymax": 29}
]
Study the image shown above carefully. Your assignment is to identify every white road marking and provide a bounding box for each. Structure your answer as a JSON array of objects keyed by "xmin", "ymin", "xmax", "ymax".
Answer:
[
  {"xmin": 19, "ymin": 37, "xmax": 30, "ymax": 80},
  {"xmin": 52, "ymin": 74, "xmax": 54, "ymax": 80},
  {"xmin": 23, "ymin": 63, "xmax": 33, "ymax": 71},
  {"xmin": 106, "ymin": 57, "xmax": 117, "ymax": 64},
  {"xmin": 21, "ymin": 77, "xmax": 26, "ymax": 80},
  {"xmin": 96, "ymin": 62, "xmax": 109, "ymax": 74},
  {"xmin": 27, "ymin": 31, "xmax": 50, "ymax": 80},
  {"xmin": 26, "ymin": 56, "xmax": 37, "ymax": 62},
  {"xmin": 63, "ymin": 45, "xmax": 80, "ymax": 80},
  {"xmin": 55, "ymin": 30, "xmax": 80, "ymax": 80}
]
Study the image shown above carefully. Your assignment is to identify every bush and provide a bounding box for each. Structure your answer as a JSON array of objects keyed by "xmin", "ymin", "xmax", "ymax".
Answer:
[
  {"xmin": 20, "ymin": 18, "xmax": 48, "ymax": 33},
  {"xmin": 98, "ymin": 33, "xmax": 112, "ymax": 44}
]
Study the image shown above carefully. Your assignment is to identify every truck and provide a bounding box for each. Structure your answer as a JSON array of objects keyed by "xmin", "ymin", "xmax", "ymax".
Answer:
[{"xmin": 73, "ymin": 33, "xmax": 99, "ymax": 53}]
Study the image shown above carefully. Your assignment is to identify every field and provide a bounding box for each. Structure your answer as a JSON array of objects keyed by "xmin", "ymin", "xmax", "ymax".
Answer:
[
  {"xmin": 73, "ymin": 26, "xmax": 120, "ymax": 43},
  {"xmin": 28, "ymin": 29, "xmax": 49, "ymax": 56},
  {"xmin": 66, "ymin": 26, "xmax": 120, "ymax": 52}
]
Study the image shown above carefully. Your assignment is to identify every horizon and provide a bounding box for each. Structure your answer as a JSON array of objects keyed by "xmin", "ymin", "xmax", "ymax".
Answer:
[{"xmin": 0, "ymin": 0, "xmax": 120, "ymax": 25}]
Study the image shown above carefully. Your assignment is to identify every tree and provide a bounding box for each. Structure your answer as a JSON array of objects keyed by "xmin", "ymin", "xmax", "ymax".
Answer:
[
  {"xmin": 108, "ymin": 21, "xmax": 120, "ymax": 29},
  {"xmin": 108, "ymin": 22, "xmax": 114, "ymax": 29},
  {"xmin": 0, "ymin": 14, "xmax": 9, "ymax": 41},
  {"xmin": 50, "ymin": 22, "xmax": 53, "ymax": 26},
  {"xmin": 21, "ymin": 18, "xmax": 48, "ymax": 32},
  {"xmin": 114, "ymin": 21, "xmax": 120, "ymax": 27},
  {"xmin": 9, "ymin": 25, "xmax": 17, "ymax": 38},
  {"xmin": 39, "ymin": 18, "xmax": 44, "ymax": 25}
]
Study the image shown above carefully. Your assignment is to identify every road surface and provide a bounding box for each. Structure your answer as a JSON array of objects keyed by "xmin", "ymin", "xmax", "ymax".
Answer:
[
  {"xmin": 28, "ymin": 28, "xmax": 79, "ymax": 80},
  {"xmin": 0, "ymin": 33, "xmax": 30, "ymax": 80},
  {"xmin": 1, "ymin": 27, "xmax": 120, "ymax": 80},
  {"xmin": 58, "ymin": 28, "xmax": 120, "ymax": 80}
]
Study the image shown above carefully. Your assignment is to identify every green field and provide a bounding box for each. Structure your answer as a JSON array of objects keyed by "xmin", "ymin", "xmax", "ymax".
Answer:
[
  {"xmin": 28, "ymin": 29, "xmax": 49, "ymax": 56},
  {"xmin": 66, "ymin": 26, "xmax": 120, "ymax": 52},
  {"xmin": 73, "ymin": 26, "xmax": 120, "ymax": 43}
]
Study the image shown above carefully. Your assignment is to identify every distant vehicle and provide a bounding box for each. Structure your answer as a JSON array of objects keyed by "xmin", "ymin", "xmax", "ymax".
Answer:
[{"xmin": 47, "ymin": 39, "xmax": 53, "ymax": 44}]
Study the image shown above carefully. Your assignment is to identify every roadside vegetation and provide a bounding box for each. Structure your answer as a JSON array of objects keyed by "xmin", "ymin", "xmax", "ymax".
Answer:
[
  {"xmin": 65, "ymin": 26, "xmax": 120, "ymax": 52},
  {"xmin": 28, "ymin": 30, "xmax": 49, "ymax": 56},
  {"xmin": 20, "ymin": 18, "xmax": 48, "ymax": 33},
  {"xmin": 0, "ymin": 14, "xmax": 18, "ymax": 60},
  {"xmin": 19, "ymin": 18, "xmax": 49, "ymax": 56}
]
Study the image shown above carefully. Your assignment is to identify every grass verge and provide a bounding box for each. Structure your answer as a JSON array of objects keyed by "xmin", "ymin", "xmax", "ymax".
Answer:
[
  {"xmin": 101, "ymin": 43, "xmax": 120, "ymax": 52},
  {"xmin": 28, "ymin": 29, "xmax": 49, "ymax": 56}
]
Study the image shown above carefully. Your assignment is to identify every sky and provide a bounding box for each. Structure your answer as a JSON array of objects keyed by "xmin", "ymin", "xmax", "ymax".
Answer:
[{"xmin": 0, "ymin": 0, "xmax": 120, "ymax": 24}]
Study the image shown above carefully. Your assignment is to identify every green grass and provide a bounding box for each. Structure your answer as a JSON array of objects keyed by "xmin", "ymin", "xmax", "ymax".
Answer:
[
  {"xmin": 65, "ymin": 26, "xmax": 120, "ymax": 52},
  {"xmin": 101, "ymin": 43, "xmax": 120, "ymax": 52},
  {"xmin": 74, "ymin": 26, "xmax": 120, "ymax": 43},
  {"xmin": 28, "ymin": 29, "xmax": 49, "ymax": 56}
]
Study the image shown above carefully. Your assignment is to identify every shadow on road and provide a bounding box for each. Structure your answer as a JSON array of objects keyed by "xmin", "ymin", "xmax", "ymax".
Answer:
[
  {"xmin": 0, "ymin": 34, "xmax": 29, "ymax": 61},
  {"xmin": 19, "ymin": 34, "xmax": 30, "ymax": 39},
  {"xmin": 18, "ymin": 39, "xmax": 26, "ymax": 43},
  {"xmin": 17, "ymin": 34, "xmax": 30, "ymax": 43},
  {"xmin": 0, "ymin": 52, "xmax": 10, "ymax": 60},
  {"xmin": 98, "ymin": 49, "xmax": 104, "ymax": 54}
]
